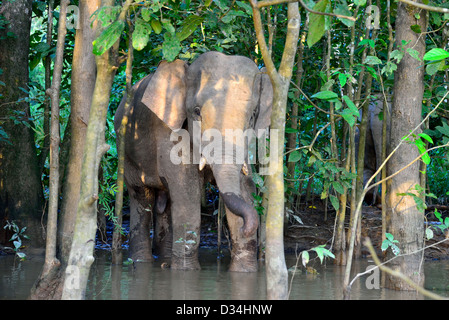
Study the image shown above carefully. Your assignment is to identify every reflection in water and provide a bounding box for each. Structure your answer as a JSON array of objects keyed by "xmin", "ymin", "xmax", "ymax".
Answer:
[{"xmin": 1, "ymin": 248, "xmax": 448, "ymax": 300}]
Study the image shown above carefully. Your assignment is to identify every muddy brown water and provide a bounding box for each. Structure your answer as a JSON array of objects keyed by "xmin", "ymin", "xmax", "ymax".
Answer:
[{"xmin": 1, "ymin": 249, "xmax": 448, "ymax": 300}]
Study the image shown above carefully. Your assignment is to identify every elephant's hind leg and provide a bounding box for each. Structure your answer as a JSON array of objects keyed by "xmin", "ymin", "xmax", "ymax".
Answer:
[
  {"xmin": 128, "ymin": 186, "xmax": 155, "ymax": 262},
  {"xmin": 153, "ymin": 190, "xmax": 172, "ymax": 263}
]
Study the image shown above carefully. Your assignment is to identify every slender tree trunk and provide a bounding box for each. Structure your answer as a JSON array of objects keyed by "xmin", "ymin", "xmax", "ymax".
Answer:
[
  {"xmin": 38, "ymin": 0, "xmax": 54, "ymax": 173},
  {"xmin": 58, "ymin": 0, "xmax": 100, "ymax": 263},
  {"xmin": 286, "ymin": 29, "xmax": 306, "ymax": 217},
  {"xmin": 0, "ymin": 0, "xmax": 44, "ymax": 247},
  {"xmin": 42, "ymin": 0, "xmax": 70, "ymax": 277},
  {"xmin": 384, "ymin": 1, "xmax": 427, "ymax": 290},
  {"xmin": 112, "ymin": 17, "xmax": 134, "ymax": 264},
  {"xmin": 61, "ymin": 0, "xmax": 133, "ymax": 300},
  {"xmin": 251, "ymin": 0, "xmax": 300, "ymax": 300}
]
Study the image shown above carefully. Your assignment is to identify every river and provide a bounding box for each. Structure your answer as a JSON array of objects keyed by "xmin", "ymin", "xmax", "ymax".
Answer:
[{"xmin": 1, "ymin": 248, "xmax": 448, "ymax": 300}]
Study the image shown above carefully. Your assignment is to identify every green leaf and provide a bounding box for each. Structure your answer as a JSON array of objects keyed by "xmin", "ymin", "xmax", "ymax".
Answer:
[
  {"xmin": 338, "ymin": 73, "xmax": 347, "ymax": 87},
  {"xmin": 418, "ymin": 133, "xmax": 433, "ymax": 144},
  {"xmin": 407, "ymin": 48, "xmax": 421, "ymax": 61},
  {"xmin": 311, "ymin": 90, "xmax": 338, "ymax": 100},
  {"xmin": 151, "ymin": 19, "xmax": 163, "ymax": 34},
  {"xmin": 16, "ymin": 252, "xmax": 26, "ymax": 259},
  {"xmin": 426, "ymin": 227, "xmax": 434, "ymax": 240},
  {"xmin": 364, "ymin": 55, "xmax": 382, "ymax": 65},
  {"xmin": 236, "ymin": 1, "xmax": 253, "ymax": 15},
  {"xmin": 301, "ymin": 251, "xmax": 310, "ymax": 267},
  {"xmin": 288, "ymin": 150, "xmax": 302, "ymax": 163},
  {"xmin": 329, "ymin": 194, "xmax": 340, "ymax": 211},
  {"xmin": 92, "ymin": 20, "xmax": 125, "ymax": 56},
  {"xmin": 332, "ymin": 181, "xmax": 345, "ymax": 194},
  {"xmin": 390, "ymin": 49, "xmax": 404, "ymax": 63},
  {"xmin": 132, "ymin": 18, "xmax": 152, "ymax": 51},
  {"xmin": 410, "ymin": 24, "xmax": 421, "ymax": 33},
  {"xmin": 314, "ymin": 246, "xmax": 324, "ymax": 263},
  {"xmin": 176, "ymin": 15, "xmax": 204, "ymax": 41},
  {"xmin": 162, "ymin": 32, "xmax": 181, "ymax": 62},
  {"xmin": 141, "ymin": 8, "xmax": 152, "ymax": 22},
  {"xmin": 307, "ymin": 0, "xmax": 328, "ymax": 47},
  {"xmin": 423, "ymin": 48, "xmax": 449, "ymax": 61},
  {"xmin": 285, "ymin": 127, "xmax": 299, "ymax": 133},
  {"xmin": 342, "ymin": 95, "xmax": 358, "ymax": 115},
  {"xmin": 381, "ymin": 240, "xmax": 389, "ymax": 251},
  {"xmin": 335, "ymin": 4, "xmax": 354, "ymax": 27},
  {"xmin": 426, "ymin": 60, "xmax": 442, "ymax": 75},
  {"xmin": 340, "ymin": 108, "xmax": 356, "ymax": 127}
]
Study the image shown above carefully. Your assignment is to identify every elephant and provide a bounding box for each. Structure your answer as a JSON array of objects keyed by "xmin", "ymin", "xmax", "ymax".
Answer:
[
  {"xmin": 114, "ymin": 51, "xmax": 273, "ymax": 272},
  {"xmin": 357, "ymin": 94, "xmax": 391, "ymax": 205}
]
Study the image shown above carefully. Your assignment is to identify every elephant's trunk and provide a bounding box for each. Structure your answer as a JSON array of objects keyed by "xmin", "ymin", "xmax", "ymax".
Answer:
[{"xmin": 211, "ymin": 163, "xmax": 258, "ymax": 237}]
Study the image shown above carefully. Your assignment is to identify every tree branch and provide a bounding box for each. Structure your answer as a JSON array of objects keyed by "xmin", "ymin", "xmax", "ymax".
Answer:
[
  {"xmin": 255, "ymin": 0, "xmax": 357, "ymax": 21},
  {"xmin": 364, "ymin": 238, "xmax": 447, "ymax": 300},
  {"xmin": 397, "ymin": 0, "xmax": 449, "ymax": 13}
]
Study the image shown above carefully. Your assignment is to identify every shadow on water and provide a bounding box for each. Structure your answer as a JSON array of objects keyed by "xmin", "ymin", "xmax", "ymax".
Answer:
[{"xmin": 1, "ymin": 248, "xmax": 449, "ymax": 300}]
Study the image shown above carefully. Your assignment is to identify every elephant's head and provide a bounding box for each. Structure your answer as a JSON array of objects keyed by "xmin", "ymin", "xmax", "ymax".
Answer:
[{"xmin": 140, "ymin": 51, "xmax": 273, "ymax": 237}]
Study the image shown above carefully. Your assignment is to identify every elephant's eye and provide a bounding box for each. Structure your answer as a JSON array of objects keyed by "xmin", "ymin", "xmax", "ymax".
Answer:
[{"xmin": 194, "ymin": 107, "xmax": 201, "ymax": 117}]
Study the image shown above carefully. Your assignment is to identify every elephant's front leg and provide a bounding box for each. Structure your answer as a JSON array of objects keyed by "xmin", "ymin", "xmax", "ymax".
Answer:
[
  {"xmin": 164, "ymin": 166, "xmax": 202, "ymax": 270},
  {"xmin": 226, "ymin": 207, "xmax": 258, "ymax": 272},
  {"xmin": 226, "ymin": 175, "xmax": 258, "ymax": 272}
]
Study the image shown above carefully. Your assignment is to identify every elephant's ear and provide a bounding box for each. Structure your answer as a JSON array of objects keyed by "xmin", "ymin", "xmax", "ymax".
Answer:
[
  {"xmin": 253, "ymin": 68, "xmax": 273, "ymax": 131},
  {"xmin": 141, "ymin": 59, "xmax": 188, "ymax": 132}
]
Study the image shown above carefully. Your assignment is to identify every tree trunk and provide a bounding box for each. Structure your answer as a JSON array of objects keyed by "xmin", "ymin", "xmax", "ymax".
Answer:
[
  {"xmin": 251, "ymin": 0, "xmax": 300, "ymax": 300},
  {"xmin": 43, "ymin": 0, "xmax": 70, "ymax": 278},
  {"xmin": 30, "ymin": 1, "xmax": 100, "ymax": 300},
  {"xmin": 112, "ymin": 18, "xmax": 134, "ymax": 265},
  {"xmin": 61, "ymin": 0, "xmax": 133, "ymax": 300},
  {"xmin": 0, "ymin": 0, "xmax": 44, "ymax": 247},
  {"xmin": 58, "ymin": 0, "xmax": 100, "ymax": 263},
  {"xmin": 384, "ymin": 1, "xmax": 427, "ymax": 290}
]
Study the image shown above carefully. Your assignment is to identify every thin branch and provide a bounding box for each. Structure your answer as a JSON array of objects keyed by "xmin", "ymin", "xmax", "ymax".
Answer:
[
  {"xmin": 363, "ymin": 238, "xmax": 448, "ymax": 300},
  {"xmin": 397, "ymin": 0, "xmax": 449, "ymax": 13},
  {"xmin": 255, "ymin": 0, "xmax": 357, "ymax": 21}
]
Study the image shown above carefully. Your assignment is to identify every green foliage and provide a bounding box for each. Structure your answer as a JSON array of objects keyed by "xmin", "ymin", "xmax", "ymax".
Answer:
[
  {"xmin": 3, "ymin": 220, "xmax": 29, "ymax": 260},
  {"xmin": 381, "ymin": 233, "xmax": 400, "ymax": 256},
  {"xmin": 16, "ymin": 0, "xmax": 449, "ymax": 257},
  {"xmin": 300, "ymin": 244, "xmax": 335, "ymax": 268},
  {"xmin": 307, "ymin": 0, "xmax": 329, "ymax": 47}
]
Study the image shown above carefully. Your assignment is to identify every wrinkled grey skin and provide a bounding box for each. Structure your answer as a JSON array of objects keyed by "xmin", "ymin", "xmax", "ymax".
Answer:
[
  {"xmin": 114, "ymin": 52, "xmax": 272, "ymax": 271},
  {"xmin": 356, "ymin": 95, "xmax": 391, "ymax": 204}
]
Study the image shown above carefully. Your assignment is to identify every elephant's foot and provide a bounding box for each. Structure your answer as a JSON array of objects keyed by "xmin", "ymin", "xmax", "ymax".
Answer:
[{"xmin": 229, "ymin": 240, "xmax": 258, "ymax": 272}]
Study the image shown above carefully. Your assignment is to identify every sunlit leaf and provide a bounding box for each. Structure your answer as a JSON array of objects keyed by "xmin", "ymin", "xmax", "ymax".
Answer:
[
  {"xmin": 423, "ymin": 48, "xmax": 449, "ymax": 61},
  {"xmin": 307, "ymin": 0, "xmax": 329, "ymax": 47},
  {"xmin": 92, "ymin": 20, "xmax": 125, "ymax": 56}
]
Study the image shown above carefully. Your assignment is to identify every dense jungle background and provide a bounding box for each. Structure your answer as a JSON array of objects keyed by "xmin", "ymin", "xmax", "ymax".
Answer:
[{"xmin": 1, "ymin": 0, "xmax": 449, "ymax": 300}]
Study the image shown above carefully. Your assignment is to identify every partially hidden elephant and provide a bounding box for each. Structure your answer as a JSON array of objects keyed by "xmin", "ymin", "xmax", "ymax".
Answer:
[
  {"xmin": 357, "ymin": 94, "xmax": 391, "ymax": 205},
  {"xmin": 114, "ymin": 51, "xmax": 273, "ymax": 272}
]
